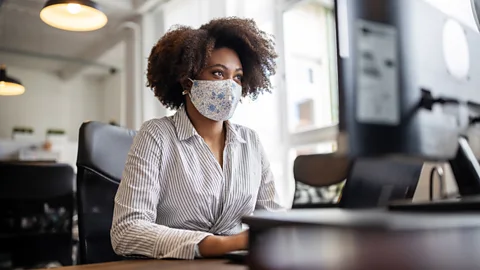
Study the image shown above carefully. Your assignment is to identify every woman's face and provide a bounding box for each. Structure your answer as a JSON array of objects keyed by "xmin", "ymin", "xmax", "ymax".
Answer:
[{"xmin": 196, "ymin": 47, "xmax": 243, "ymax": 85}]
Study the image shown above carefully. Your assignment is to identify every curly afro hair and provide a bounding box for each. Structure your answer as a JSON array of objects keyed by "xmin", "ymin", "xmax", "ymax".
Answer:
[{"xmin": 146, "ymin": 17, "xmax": 278, "ymax": 110}]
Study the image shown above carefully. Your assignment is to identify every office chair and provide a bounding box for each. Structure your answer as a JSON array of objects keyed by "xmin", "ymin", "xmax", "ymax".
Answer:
[
  {"xmin": 292, "ymin": 155, "xmax": 350, "ymax": 208},
  {"xmin": 0, "ymin": 163, "xmax": 74, "ymax": 269},
  {"xmin": 76, "ymin": 121, "xmax": 136, "ymax": 264},
  {"xmin": 292, "ymin": 154, "xmax": 424, "ymax": 209}
]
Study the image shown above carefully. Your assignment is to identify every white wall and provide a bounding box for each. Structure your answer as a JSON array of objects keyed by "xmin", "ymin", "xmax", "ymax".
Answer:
[
  {"xmin": 424, "ymin": 0, "xmax": 478, "ymax": 32},
  {"xmin": 141, "ymin": 11, "xmax": 169, "ymax": 122},
  {"xmin": 162, "ymin": 0, "xmax": 212, "ymax": 30},
  {"xmin": 102, "ymin": 72, "xmax": 124, "ymax": 126},
  {"xmin": 0, "ymin": 66, "xmax": 105, "ymax": 141}
]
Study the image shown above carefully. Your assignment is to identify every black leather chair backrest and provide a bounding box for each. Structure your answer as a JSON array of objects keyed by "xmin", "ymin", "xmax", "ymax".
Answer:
[
  {"xmin": 76, "ymin": 121, "xmax": 136, "ymax": 264},
  {"xmin": 0, "ymin": 163, "xmax": 74, "ymax": 268}
]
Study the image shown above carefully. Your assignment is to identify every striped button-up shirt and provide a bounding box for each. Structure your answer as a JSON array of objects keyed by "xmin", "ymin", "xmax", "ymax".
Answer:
[{"xmin": 110, "ymin": 106, "xmax": 283, "ymax": 260}]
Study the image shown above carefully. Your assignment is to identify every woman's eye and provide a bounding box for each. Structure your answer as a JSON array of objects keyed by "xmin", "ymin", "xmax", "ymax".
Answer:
[
  {"xmin": 213, "ymin": 71, "xmax": 223, "ymax": 77},
  {"xmin": 235, "ymin": 75, "xmax": 243, "ymax": 81}
]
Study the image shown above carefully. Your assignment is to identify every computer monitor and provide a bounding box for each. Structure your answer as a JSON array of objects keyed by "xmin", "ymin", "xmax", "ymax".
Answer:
[{"xmin": 334, "ymin": 0, "xmax": 480, "ymax": 202}]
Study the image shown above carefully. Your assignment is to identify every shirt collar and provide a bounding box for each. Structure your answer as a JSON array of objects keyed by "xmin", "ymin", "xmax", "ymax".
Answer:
[
  {"xmin": 173, "ymin": 106, "xmax": 246, "ymax": 144},
  {"xmin": 225, "ymin": 121, "xmax": 247, "ymax": 144}
]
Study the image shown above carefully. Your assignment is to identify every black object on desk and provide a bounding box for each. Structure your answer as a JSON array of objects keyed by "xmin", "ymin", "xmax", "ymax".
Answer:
[
  {"xmin": 224, "ymin": 250, "xmax": 248, "ymax": 265},
  {"xmin": 389, "ymin": 195, "xmax": 480, "ymax": 212}
]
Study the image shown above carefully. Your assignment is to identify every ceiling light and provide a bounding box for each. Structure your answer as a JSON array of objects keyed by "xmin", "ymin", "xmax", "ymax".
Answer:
[
  {"xmin": 0, "ymin": 65, "xmax": 25, "ymax": 96},
  {"xmin": 67, "ymin": 3, "xmax": 82, "ymax": 14},
  {"xmin": 40, "ymin": 0, "xmax": 108, "ymax": 32}
]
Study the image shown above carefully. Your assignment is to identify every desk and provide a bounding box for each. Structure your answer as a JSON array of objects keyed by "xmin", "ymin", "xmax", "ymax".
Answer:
[
  {"xmin": 43, "ymin": 259, "xmax": 245, "ymax": 270},
  {"xmin": 249, "ymin": 226, "xmax": 480, "ymax": 269},
  {"xmin": 244, "ymin": 208, "xmax": 480, "ymax": 269},
  {"xmin": 244, "ymin": 208, "xmax": 480, "ymax": 231}
]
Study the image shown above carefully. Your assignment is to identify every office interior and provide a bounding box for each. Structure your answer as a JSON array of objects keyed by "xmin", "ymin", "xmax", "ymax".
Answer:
[{"xmin": 1, "ymin": 0, "xmax": 480, "ymax": 269}]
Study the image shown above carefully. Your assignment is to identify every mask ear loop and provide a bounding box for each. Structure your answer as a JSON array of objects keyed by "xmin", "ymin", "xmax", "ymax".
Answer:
[{"xmin": 182, "ymin": 78, "xmax": 195, "ymax": 96}]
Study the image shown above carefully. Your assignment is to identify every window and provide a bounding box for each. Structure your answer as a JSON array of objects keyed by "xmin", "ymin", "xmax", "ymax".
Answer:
[
  {"xmin": 296, "ymin": 99, "xmax": 315, "ymax": 130},
  {"xmin": 276, "ymin": 0, "xmax": 339, "ymax": 201},
  {"xmin": 283, "ymin": 0, "xmax": 337, "ymax": 133},
  {"xmin": 292, "ymin": 141, "xmax": 337, "ymax": 157},
  {"xmin": 308, "ymin": 68, "xmax": 314, "ymax": 84}
]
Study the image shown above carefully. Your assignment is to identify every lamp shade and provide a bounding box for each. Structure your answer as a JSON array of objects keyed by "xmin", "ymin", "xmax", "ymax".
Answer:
[
  {"xmin": 40, "ymin": 0, "xmax": 108, "ymax": 31},
  {"xmin": 0, "ymin": 65, "xmax": 25, "ymax": 96}
]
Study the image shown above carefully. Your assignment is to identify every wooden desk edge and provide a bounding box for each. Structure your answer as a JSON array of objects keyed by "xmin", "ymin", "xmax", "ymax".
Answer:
[{"xmin": 44, "ymin": 259, "xmax": 245, "ymax": 270}]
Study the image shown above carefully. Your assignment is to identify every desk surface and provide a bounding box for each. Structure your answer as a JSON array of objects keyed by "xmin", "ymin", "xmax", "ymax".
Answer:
[
  {"xmin": 250, "ymin": 226, "xmax": 480, "ymax": 270},
  {"xmin": 244, "ymin": 208, "xmax": 480, "ymax": 230},
  {"xmin": 46, "ymin": 260, "xmax": 244, "ymax": 270}
]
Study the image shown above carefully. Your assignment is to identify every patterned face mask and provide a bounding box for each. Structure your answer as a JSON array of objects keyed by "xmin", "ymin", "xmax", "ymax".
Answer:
[{"xmin": 184, "ymin": 78, "xmax": 242, "ymax": 121}]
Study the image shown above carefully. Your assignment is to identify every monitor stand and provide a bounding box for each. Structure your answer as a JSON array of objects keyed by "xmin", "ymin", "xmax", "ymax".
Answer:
[{"xmin": 389, "ymin": 137, "xmax": 480, "ymax": 212}]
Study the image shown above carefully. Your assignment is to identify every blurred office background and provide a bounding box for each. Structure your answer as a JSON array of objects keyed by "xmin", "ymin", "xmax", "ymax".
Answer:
[
  {"xmin": 0, "ymin": 0, "xmax": 479, "ymax": 268},
  {"xmin": 0, "ymin": 2, "xmax": 479, "ymax": 262},
  {"xmin": 1, "ymin": 0, "xmax": 478, "ymax": 207},
  {"xmin": 0, "ymin": 0, "xmax": 345, "ymax": 209}
]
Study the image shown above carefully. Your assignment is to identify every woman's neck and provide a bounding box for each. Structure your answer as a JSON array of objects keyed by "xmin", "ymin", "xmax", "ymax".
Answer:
[{"xmin": 185, "ymin": 103, "xmax": 225, "ymax": 143}]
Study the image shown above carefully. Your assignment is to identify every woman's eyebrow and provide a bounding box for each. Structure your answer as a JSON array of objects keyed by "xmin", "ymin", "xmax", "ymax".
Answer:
[
  {"xmin": 206, "ymin": 64, "xmax": 228, "ymax": 69},
  {"xmin": 206, "ymin": 64, "xmax": 243, "ymax": 71}
]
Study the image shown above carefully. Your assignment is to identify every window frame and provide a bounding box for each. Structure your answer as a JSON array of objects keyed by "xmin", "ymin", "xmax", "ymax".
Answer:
[{"xmin": 274, "ymin": 0, "xmax": 339, "ymax": 151}]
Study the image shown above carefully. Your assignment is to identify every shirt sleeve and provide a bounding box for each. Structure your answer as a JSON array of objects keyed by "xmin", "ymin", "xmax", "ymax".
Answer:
[
  {"xmin": 110, "ymin": 121, "xmax": 212, "ymax": 260},
  {"xmin": 194, "ymin": 244, "xmax": 202, "ymax": 258},
  {"xmin": 255, "ymin": 135, "xmax": 285, "ymax": 211}
]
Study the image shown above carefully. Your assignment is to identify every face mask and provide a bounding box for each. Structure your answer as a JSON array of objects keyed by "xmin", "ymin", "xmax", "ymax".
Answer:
[{"xmin": 184, "ymin": 78, "xmax": 242, "ymax": 121}]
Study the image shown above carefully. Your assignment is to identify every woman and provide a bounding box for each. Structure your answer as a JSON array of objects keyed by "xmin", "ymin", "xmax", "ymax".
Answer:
[{"xmin": 110, "ymin": 17, "xmax": 283, "ymax": 260}]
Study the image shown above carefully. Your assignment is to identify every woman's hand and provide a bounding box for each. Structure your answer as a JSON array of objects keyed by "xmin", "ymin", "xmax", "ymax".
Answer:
[
  {"xmin": 198, "ymin": 230, "xmax": 249, "ymax": 257},
  {"xmin": 231, "ymin": 230, "xmax": 249, "ymax": 250}
]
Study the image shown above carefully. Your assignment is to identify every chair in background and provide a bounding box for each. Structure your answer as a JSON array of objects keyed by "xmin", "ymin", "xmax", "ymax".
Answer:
[
  {"xmin": 0, "ymin": 163, "xmax": 75, "ymax": 269},
  {"xmin": 292, "ymin": 155, "xmax": 350, "ymax": 208},
  {"xmin": 292, "ymin": 154, "xmax": 424, "ymax": 209},
  {"xmin": 76, "ymin": 121, "xmax": 136, "ymax": 264}
]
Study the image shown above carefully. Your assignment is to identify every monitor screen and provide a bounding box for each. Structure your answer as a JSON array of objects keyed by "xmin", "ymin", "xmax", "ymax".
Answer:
[{"xmin": 334, "ymin": 0, "xmax": 480, "ymax": 161}]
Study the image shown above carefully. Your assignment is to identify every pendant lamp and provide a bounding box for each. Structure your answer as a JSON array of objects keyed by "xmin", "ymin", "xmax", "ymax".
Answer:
[
  {"xmin": 40, "ymin": 0, "xmax": 108, "ymax": 31},
  {"xmin": 0, "ymin": 65, "xmax": 25, "ymax": 96}
]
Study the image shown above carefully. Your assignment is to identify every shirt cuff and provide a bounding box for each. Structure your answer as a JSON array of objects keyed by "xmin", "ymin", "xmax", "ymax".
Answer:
[{"xmin": 194, "ymin": 244, "xmax": 202, "ymax": 258}]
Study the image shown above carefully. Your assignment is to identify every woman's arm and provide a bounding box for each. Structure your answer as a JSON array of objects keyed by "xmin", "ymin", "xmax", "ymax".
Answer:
[{"xmin": 198, "ymin": 231, "xmax": 248, "ymax": 256}]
